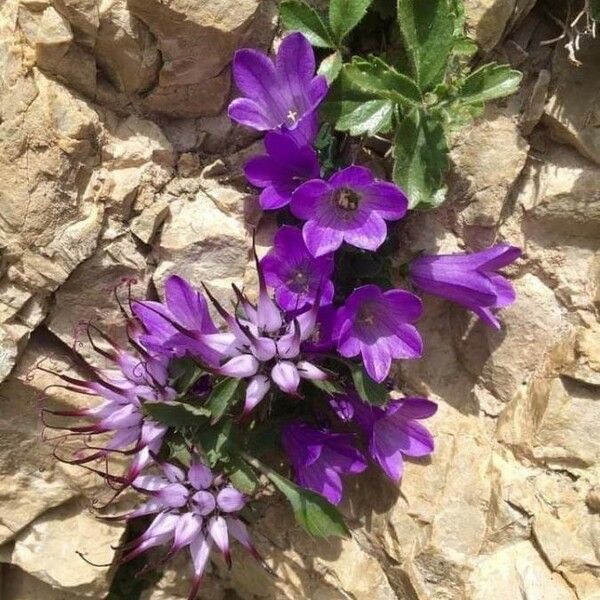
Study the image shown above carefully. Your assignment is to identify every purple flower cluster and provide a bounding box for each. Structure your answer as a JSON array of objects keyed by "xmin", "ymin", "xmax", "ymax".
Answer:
[
  {"xmin": 225, "ymin": 32, "xmax": 520, "ymax": 505},
  {"xmin": 39, "ymin": 30, "xmax": 522, "ymax": 599}
]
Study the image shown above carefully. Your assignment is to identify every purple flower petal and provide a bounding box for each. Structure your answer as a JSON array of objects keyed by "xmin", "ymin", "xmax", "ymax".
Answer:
[
  {"xmin": 359, "ymin": 340, "xmax": 392, "ymax": 383},
  {"xmin": 218, "ymin": 355, "xmax": 259, "ymax": 378},
  {"xmin": 208, "ymin": 516, "xmax": 230, "ymax": 565},
  {"xmin": 244, "ymin": 374, "xmax": 270, "ymax": 414},
  {"xmin": 303, "ymin": 219, "xmax": 345, "ymax": 257},
  {"xmin": 296, "ymin": 360, "xmax": 328, "ymax": 380},
  {"xmin": 342, "ymin": 211, "xmax": 387, "ymax": 252},
  {"xmin": 157, "ymin": 483, "xmax": 189, "ymax": 508},
  {"xmin": 165, "ymin": 275, "xmax": 217, "ymax": 334},
  {"xmin": 227, "ymin": 97, "xmax": 274, "ymax": 131},
  {"xmin": 171, "ymin": 513, "xmax": 203, "ymax": 552},
  {"xmin": 271, "ymin": 361, "xmax": 300, "ymax": 394},
  {"xmin": 361, "ymin": 181, "xmax": 408, "ymax": 220},
  {"xmin": 291, "ymin": 180, "xmax": 331, "ymax": 220},
  {"xmin": 370, "ymin": 421, "xmax": 405, "ymax": 482},
  {"xmin": 329, "ymin": 165, "xmax": 374, "ymax": 188},
  {"xmin": 188, "ymin": 461, "xmax": 213, "ymax": 490},
  {"xmin": 390, "ymin": 397, "xmax": 438, "ymax": 420},
  {"xmin": 298, "ymin": 463, "xmax": 343, "ymax": 505},
  {"xmin": 228, "ymin": 33, "xmax": 328, "ymax": 136},
  {"xmin": 216, "ymin": 487, "xmax": 246, "ymax": 513},
  {"xmin": 189, "ymin": 534, "xmax": 212, "ymax": 593},
  {"xmin": 192, "ymin": 490, "xmax": 217, "ymax": 516}
]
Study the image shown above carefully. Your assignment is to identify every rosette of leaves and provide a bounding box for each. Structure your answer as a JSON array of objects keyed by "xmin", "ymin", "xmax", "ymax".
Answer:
[{"xmin": 280, "ymin": 0, "xmax": 522, "ymax": 208}]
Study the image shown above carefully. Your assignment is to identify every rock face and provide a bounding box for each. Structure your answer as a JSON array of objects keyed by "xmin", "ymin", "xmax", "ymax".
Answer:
[{"xmin": 1, "ymin": 1, "xmax": 599, "ymax": 599}]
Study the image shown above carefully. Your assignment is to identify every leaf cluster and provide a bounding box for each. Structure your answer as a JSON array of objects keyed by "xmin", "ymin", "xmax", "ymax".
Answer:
[{"xmin": 281, "ymin": 0, "xmax": 522, "ymax": 208}]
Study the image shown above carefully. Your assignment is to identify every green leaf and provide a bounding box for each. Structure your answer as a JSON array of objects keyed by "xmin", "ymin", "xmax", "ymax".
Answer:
[
  {"xmin": 143, "ymin": 401, "xmax": 209, "ymax": 429},
  {"xmin": 168, "ymin": 357, "xmax": 204, "ymax": 395},
  {"xmin": 590, "ymin": 0, "xmax": 600, "ymax": 21},
  {"xmin": 226, "ymin": 455, "xmax": 261, "ymax": 494},
  {"xmin": 393, "ymin": 108, "xmax": 449, "ymax": 208},
  {"xmin": 396, "ymin": 0, "xmax": 456, "ymax": 91},
  {"xmin": 342, "ymin": 57, "xmax": 421, "ymax": 107},
  {"xmin": 309, "ymin": 377, "xmax": 345, "ymax": 396},
  {"xmin": 346, "ymin": 362, "xmax": 389, "ymax": 405},
  {"xmin": 166, "ymin": 439, "xmax": 192, "ymax": 466},
  {"xmin": 329, "ymin": 0, "xmax": 373, "ymax": 44},
  {"xmin": 335, "ymin": 98, "xmax": 394, "ymax": 136},
  {"xmin": 318, "ymin": 51, "xmax": 343, "ymax": 83},
  {"xmin": 279, "ymin": 0, "xmax": 335, "ymax": 48},
  {"xmin": 452, "ymin": 37, "xmax": 478, "ymax": 58},
  {"xmin": 320, "ymin": 67, "xmax": 375, "ymax": 124},
  {"xmin": 455, "ymin": 63, "xmax": 522, "ymax": 105},
  {"xmin": 247, "ymin": 458, "xmax": 348, "ymax": 537},
  {"xmin": 195, "ymin": 421, "xmax": 232, "ymax": 467},
  {"xmin": 207, "ymin": 377, "xmax": 244, "ymax": 424}
]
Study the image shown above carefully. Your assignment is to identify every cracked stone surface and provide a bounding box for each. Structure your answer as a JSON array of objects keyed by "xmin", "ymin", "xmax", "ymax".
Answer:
[{"xmin": 0, "ymin": 1, "xmax": 599, "ymax": 599}]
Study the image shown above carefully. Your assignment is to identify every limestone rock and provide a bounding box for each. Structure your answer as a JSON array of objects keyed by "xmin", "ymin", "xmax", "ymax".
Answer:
[
  {"xmin": 0, "ymin": 375, "xmax": 78, "ymax": 544},
  {"xmin": 449, "ymin": 115, "xmax": 529, "ymax": 243},
  {"xmin": 476, "ymin": 273, "xmax": 571, "ymax": 405},
  {"xmin": 516, "ymin": 144, "xmax": 600, "ymax": 311},
  {"xmin": 544, "ymin": 38, "xmax": 600, "ymax": 165},
  {"xmin": 127, "ymin": 0, "xmax": 270, "ymax": 117},
  {"xmin": 46, "ymin": 233, "xmax": 150, "ymax": 364},
  {"xmin": 464, "ymin": 0, "xmax": 517, "ymax": 51},
  {"xmin": 152, "ymin": 184, "xmax": 250, "ymax": 310},
  {"xmin": 0, "ymin": 69, "xmax": 103, "ymax": 379},
  {"xmin": 531, "ymin": 377, "xmax": 600, "ymax": 469},
  {"xmin": 95, "ymin": 0, "xmax": 161, "ymax": 95},
  {"xmin": 10, "ymin": 498, "xmax": 125, "ymax": 597},
  {"xmin": 1, "ymin": 566, "xmax": 83, "ymax": 600},
  {"xmin": 0, "ymin": 329, "xmax": 110, "ymax": 541},
  {"xmin": 469, "ymin": 541, "xmax": 576, "ymax": 600}
]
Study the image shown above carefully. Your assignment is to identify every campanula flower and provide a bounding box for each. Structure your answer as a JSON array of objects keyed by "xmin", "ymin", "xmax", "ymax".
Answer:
[
  {"xmin": 409, "ymin": 244, "xmax": 521, "ymax": 330},
  {"xmin": 282, "ymin": 422, "xmax": 367, "ymax": 505},
  {"xmin": 335, "ymin": 285, "xmax": 423, "ymax": 383},
  {"xmin": 261, "ymin": 225, "xmax": 334, "ymax": 311},
  {"xmin": 228, "ymin": 32, "xmax": 328, "ymax": 145},
  {"xmin": 132, "ymin": 275, "xmax": 220, "ymax": 364},
  {"xmin": 333, "ymin": 393, "xmax": 437, "ymax": 482},
  {"xmin": 290, "ymin": 165, "xmax": 408, "ymax": 257},
  {"xmin": 244, "ymin": 131, "xmax": 320, "ymax": 210},
  {"xmin": 115, "ymin": 458, "xmax": 267, "ymax": 599}
]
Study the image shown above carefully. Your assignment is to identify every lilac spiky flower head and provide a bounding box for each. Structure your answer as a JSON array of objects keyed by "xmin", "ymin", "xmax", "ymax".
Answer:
[
  {"xmin": 335, "ymin": 285, "xmax": 423, "ymax": 383},
  {"xmin": 290, "ymin": 165, "xmax": 408, "ymax": 257},
  {"xmin": 115, "ymin": 457, "xmax": 268, "ymax": 599},
  {"xmin": 409, "ymin": 244, "xmax": 521, "ymax": 330},
  {"xmin": 244, "ymin": 131, "xmax": 320, "ymax": 210},
  {"xmin": 199, "ymin": 262, "xmax": 329, "ymax": 412},
  {"xmin": 228, "ymin": 32, "xmax": 328, "ymax": 145},
  {"xmin": 332, "ymin": 393, "xmax": 437, "ymax": 482},
  {"xmin": 261, "ymin": 225, "xmax": 334, "ymax": 311},
  {"xmin": 282, "ymin": 422, "xmax": 367, "ymax": 505},
  {"xmin": 41, "ymin": 326, "xmax": 175, "ymax": 487}
]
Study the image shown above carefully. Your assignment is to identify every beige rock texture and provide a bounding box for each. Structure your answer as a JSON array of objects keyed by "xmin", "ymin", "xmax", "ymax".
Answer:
[{"xmin": 0, "ymin": 1, "xmax": 599, "ymax": 599}]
